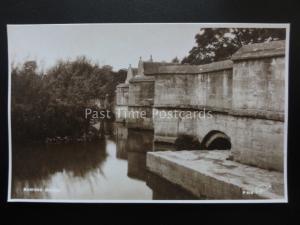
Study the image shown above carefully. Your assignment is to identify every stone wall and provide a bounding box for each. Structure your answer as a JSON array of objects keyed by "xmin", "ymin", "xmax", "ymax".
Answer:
[
  {"xmin": 128, "ymin": 77, "xmax": 155, "ymax": 106},
  {"xmin": 147, "ymin": 40, "xmax": 286, "ymax": 171},
  {"xmin": 116, "ymin": 84, "xmax": 129, "ymax": 106},
  {"xmin": 115, "ymin": 84, "xmax": 129, "ymax": 122},
  {"xmin": 115, "ymin": 59, "xmax": 164, "ymax": 129},
  {"xmin": 231, "ymin": 41, "xmax": 285, "ymax": 118},
  {"xmin": 153, "ymin": 109, "xmax": 284, "ymax": 171},
  {"xmin": 149, "ymin": 60, "xmax": 234, "ymax": 143},
  {"xmin": 150, "ymin": 60, "xmax": 233, "ymax": 110},
  {"xmin": 115, "ymin": 40, "xmax": 286, "ymax": 172},
  {"xmin": 115, "ymin": 64, "xmax": 138, "ymax": 122},
  {"xmin": 127, "ymin": 75, "xmax": 155, "ymax": 130},
  {"xmin": 230, "ymin": 41, "xmax": 285, "ymax": 170}
]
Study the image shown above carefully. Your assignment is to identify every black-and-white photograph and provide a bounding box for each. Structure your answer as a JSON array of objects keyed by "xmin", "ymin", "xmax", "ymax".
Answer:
[{"xmin": 7, "ymin": 23, "xmax": 289, "ymax": 202}]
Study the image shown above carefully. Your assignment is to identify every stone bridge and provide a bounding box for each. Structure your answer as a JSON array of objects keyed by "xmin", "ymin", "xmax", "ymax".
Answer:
[{"xmin": 115, "ymin": 40, "xmax": 286, "ymax": 173}]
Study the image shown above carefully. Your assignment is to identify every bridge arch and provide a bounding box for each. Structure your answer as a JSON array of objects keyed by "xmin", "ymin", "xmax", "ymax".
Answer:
[{"xmin": 200, "ymin": 130, "xmax": 231, "ymax": 150}]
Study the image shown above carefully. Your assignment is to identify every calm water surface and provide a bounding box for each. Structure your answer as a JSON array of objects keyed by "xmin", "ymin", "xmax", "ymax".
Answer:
[{"xmin": 12, "ymin": 123, "xmax": 198, "ymax": 200}]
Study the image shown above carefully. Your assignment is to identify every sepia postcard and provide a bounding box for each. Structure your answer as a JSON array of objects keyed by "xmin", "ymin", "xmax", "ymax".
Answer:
[{"xmin": 7, "ymin": 23, "xmax": 289, "ymax": 203}]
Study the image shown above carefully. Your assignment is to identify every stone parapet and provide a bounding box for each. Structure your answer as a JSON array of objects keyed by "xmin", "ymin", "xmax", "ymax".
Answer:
[
  {"xmin": 145, "ymin": 60, "xmax": 233, "ymax": 75},
  {"xmin": 129, "ymin": 75, "xmax": 155, "ymax": 83},
  {"xmin": 231, "ymin": 40, "xmax": 285, "ymax": 61}
]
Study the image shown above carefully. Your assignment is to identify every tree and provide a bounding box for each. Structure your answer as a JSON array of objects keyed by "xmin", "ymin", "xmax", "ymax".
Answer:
[
  {"xmin": 171, "ymin": 56, "xmax": 180, "ymax": 63},
  {"xmin": 11, "ymin": 57, "xmax": 127, "ymax": 143},
  {"xmin": 11, "ymin": 60, "xmax": 47, "ymax": 141},
  {"xmin": 182, "ymin": 28, "xmax": 286, "ymax": 65}
]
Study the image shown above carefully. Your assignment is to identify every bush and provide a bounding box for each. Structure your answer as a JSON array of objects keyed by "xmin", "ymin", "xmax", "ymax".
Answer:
[{"xmin": 11, "ymin": 58, "xmax": 126, "ymax": 143}]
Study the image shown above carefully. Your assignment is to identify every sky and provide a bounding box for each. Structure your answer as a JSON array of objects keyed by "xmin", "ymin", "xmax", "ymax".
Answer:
[{"xmin": 7, "ymin": 24, "xmax": 202, "ymax": 71}]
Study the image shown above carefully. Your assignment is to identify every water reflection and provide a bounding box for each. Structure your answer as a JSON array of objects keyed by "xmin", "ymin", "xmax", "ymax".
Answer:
[
  {"xmin": 146, "ymin": 172, "xmax": 200, "ymax": 200},
  {"xmin": 114, "ymin": 124, "xmax": 200, "ymax": 199},
  {"xmin": 12, "ymin": 132, "xmax": 151, "ymax": 200},
  {"xmin": 12, "ymin": 141, "xmax": 108, "ymax": 199},
  {"xmin": 115, "ymin": 124, "xmax": 128, "ymax": 160},
  {"xmin": 127, "ymin": 129, "xmax": 153, "ymax": 180},
  {"xmin": 12, "ymin": 122, "xmax": 199, "ymax": 200}
]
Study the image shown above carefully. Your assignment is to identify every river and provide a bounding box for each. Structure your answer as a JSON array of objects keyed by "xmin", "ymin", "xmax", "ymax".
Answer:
[{"xmin": 11, "ymin": 122, "xmax": 198, "ymax": 200}]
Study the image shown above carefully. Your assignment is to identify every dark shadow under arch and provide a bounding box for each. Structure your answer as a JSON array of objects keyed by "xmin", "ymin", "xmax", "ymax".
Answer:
[
  {"xmin": 201, "ymin": 130, "xmax": 231, "ymax": 150},
  {"xmin": 174, "ymin": 134, "xmax": 201, "ymax": 150}
]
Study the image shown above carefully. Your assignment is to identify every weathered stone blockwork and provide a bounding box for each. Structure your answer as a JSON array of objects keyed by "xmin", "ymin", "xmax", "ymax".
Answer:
[
  {"xmin": 116, "ymin": 59, "xmax": 175, "ymax": 129},
  {"xmin": 150, "ymin": 60, "xmax": 233, "ymax": 110},
  {"xmin": 231, "ymin": 41, "xmax": 285, "ymax": 115},
  {"xmin": 115, "ymin": 40, "xmax": 286, "ymax": 172},
  {"xmin": 127, "ymin": 71, "xmax": 155, "ymax": 130},
  {"xmin": 153, "ymin": 109, "xmax": 284, "ymax": 171},
  {"xmin": 115, "ymin": 84, "xmax": 129, "ymax": 122},
  {"xmin": 230, "ymin": 41, "xmax": 285, "ymax": 170},
  {"xmin": 146, "ymin": 41, "xmax": 286, "ymax": 172}
]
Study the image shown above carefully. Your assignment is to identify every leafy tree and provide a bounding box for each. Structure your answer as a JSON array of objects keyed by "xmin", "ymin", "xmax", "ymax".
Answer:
[
  {"xmin": 11, "ymin": 57, "xmax": 126, "ymax": 143},
  {"xmin": 11, "ymin": 61, "xmax": 48, "ymax": 141},
  {"xmin": 182, "ymin": 28, "xmax": 286, "ymax": 65}
]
